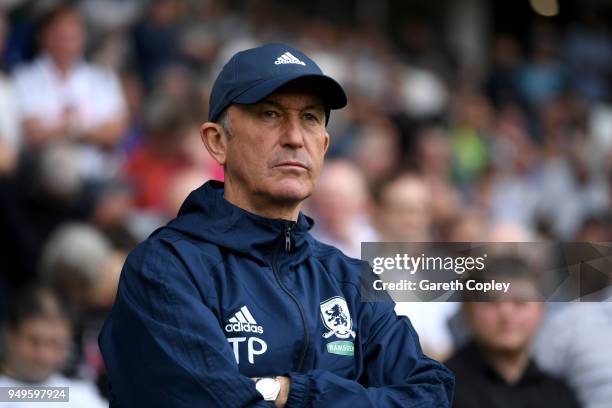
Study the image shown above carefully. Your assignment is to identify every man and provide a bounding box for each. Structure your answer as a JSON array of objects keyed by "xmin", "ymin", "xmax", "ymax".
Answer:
[
  {"xmin": 0, "ymin": 285, "xmax": 107, "ymax": 407},
  {"xmin": 374, "ymin": 172, "xmax": 458, "ymax": 361},
  {"xmin": 12, "ymin": 6, "xmax": 126, "ymax": 178},
  {"xmin": 445, "ymin": 256, "xmax": 580, "ymax": 408},
  {"xmin": 99, "ymin": 43, "xmax": 454, "ymax": 407},
  {"xmin": 309, "ymin": 159, "xmax": 377, "ymax": 258},
  {"xmin": 533, "ymin": 286, "xmax": 612, "ymax": 408}
]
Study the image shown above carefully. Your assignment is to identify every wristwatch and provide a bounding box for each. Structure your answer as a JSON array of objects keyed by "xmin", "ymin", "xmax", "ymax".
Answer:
[{"xmin": 254, "ymin": 376, "xmax": 281, "ymax": 401}]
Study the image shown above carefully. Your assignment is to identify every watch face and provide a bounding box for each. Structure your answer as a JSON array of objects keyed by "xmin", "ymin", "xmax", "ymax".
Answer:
[{"xmin": 256, "ymin": 377, "xmax": 280, "ymax": 400}]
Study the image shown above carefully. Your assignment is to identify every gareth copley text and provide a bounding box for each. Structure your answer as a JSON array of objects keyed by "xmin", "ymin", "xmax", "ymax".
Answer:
[{"xmin": 373, "ymin": 279, "xmax": 511, "ymax": 294}]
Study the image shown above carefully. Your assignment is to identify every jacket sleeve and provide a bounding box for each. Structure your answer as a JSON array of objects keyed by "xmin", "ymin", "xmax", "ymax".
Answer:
[
  {"xmin": 98, "ymin": 240, "xmax": 273, "ymax": 408},
  {"xmin": 286, "ymin": 301, "xmax": 455, "ymax": 408}
]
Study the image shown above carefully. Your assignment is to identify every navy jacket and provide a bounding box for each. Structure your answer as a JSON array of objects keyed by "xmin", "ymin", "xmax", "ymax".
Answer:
[{"xmin": 99, "ymin": 180, "xmax": 454, "ymax": 407}]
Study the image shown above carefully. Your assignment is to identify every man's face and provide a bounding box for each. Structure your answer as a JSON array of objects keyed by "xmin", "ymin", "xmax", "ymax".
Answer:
[
  {"xmin": 42, "ymin": 12, "xmax": 85, "ymax": 66},
  {"xmin": 224, "ymin": 88, "xmax": 329, "ymax": 207},
  {"xmin": 377, "ymin": 176, "xmax": 432, "ymax": 241},
  {"xmin": 465, "ymin": 299, "xmax": 544, "ymax": 355},
  {"xmin": 4, "ymin": 318, "xmax": 72, "ymax": 383}
]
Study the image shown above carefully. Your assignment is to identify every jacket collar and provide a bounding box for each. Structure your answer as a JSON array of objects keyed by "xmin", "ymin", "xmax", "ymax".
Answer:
[{"xmin": 165, "ymin": 180, "xmax": 315, "ymax": 265}]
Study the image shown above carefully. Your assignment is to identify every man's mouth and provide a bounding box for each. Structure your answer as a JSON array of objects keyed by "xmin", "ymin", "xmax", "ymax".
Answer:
[{"xmin": 274, "ymin": 161, "xmax": 309, "ymax": 170}]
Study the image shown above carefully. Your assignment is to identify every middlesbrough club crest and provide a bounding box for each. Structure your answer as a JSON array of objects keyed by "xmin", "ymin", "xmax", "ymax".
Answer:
[{"xmin": 320, "ymin": 296, "xmax": 356, "ymax": 339}]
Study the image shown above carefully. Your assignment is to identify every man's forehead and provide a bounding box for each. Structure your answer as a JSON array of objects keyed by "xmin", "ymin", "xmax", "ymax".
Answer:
[{"xmin": 259, "ymin": 86, "xmax": 326, "ymax": 110}]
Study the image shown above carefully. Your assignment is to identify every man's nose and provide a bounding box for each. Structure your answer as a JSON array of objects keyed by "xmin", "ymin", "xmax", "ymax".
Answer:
[
  {"xmin": 280, "ymin": 115, "xmax": 305, "ymax": 148},
  {"xmin": 497, "ymin": 302, "xmax": 516, "ymax": 317}
]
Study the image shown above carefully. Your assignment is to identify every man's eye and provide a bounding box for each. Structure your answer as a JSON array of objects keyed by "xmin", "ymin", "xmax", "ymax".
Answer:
[
  {"xmin": 263, "ymin": 110, "xmax": 280, "ymax": 118},
  {"xmin": 303, "ymin": 113, "xmax": 320, "ymax": 122}
]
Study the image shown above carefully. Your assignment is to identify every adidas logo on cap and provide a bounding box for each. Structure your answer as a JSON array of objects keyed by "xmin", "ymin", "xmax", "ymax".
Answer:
[
  {"xmin": 225, "ymin": 306, "xmax": 264, "ymax": 334},
  {"xmin": 274, "ymin": 52, "xmax": 306, "ymax": 66}
]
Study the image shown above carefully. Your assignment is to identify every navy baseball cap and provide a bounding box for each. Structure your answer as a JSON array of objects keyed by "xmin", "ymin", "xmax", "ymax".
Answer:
[{"xmin": 208, "ymin": 43, "xmax": 347, "ymax": 122}]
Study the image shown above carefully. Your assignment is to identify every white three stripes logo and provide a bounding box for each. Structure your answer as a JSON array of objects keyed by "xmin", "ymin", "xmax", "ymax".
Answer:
[
  {"xmin": 225, "ymin": 306, "xmax": 264, "ymax": 334},
  {"xmin": 274, "ymin": 52, "xmax": 306, "ymax": 66},
  {"xmin": 228, "ymin": 305, "xmax": 257, "ymax": 324}
]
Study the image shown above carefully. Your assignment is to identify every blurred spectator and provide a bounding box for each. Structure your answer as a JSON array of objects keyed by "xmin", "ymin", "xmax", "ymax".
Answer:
[
  {"xmin": 0, "ymin": 284, "xmax": 107, "ymax": 407},
  {"xmin": 38, "ymin": 222, "xmax": 124, "ymax": 395},
  {"xmin": 132, "ymin": 0, "xmax": 184, "ymax": 89},
  {"xmin": 534, "ymin": 300, "xmax": 612, "ymax": 408},
  {"xmin": 309, "ymin": 159, "xmax": 377, "ymax": 257},
  {"xmin": 414, "ymin": 125, "xmax": 461, "ymax": 233},
  {"xmin": 488, "ymin": 221, "xmax": 535, "ymax": 242},
  {"xmin": 0, "ymin": 143, "xmax": 94, "ymax": 285},
  {"xmin": 374, "ymin": 171, "xmax": 459, "ymax": 359},
  {"xmin": 123, "ymin": 97, "xmax": 200, "ymax": 213},
  {"xmin": 488, "ymin": 104, "xmax": 541, "ymax": 229},
  {"xmin": 449, "ymin": 90, "xmax": 493, "ymax": 187},
  {"xmin": 373, "ymin": 172, "xmax": 432, "ymax": 242},
  {"xmin": 164, "ymin": 168, "xmax": 209, "ymax": 219},
  {"xmin": 446, "ymin": 256, "xmax": 581, "ymax": 408},
  {"xmin": 536, "ymin": 100, "xmax": 609, "ymax": 239},
  {"xmin": 79, "ymin": 0, "xmax": 144, "ymax": 34},
  {"xmin": 0, "ymin": 14, "xmax": 20, "ymax": 175},
  {"xmin": 179, "ymin": 0, "xmax": 243, "ymax": 71},
  {"xmin": 576, "ymin": 214, "xmax": 610, "ymax": 242},
  {"xmin": 12, "ymin": 5, "xmax": 126, "ymax": 179},
  {"xmin": 445, "ymin": 209, "xmax": 490, "ymax": 243},
  {"xmin": 563, "ymin": 11, "xmax": 612, "ymax": 103},
  {"xmin": 89, "ymin": 182, "xmax": 139, "ymax": 251},
  {"xmin": 351, "ymin": 116, "xmax": 402, "ymax": 185},
  {"xmin": 485, "ymin": 34, "xmax": 523, "ymax": 109},
  {"xmin": 516, "ymin": 26, "xmax": 567, "ymax": 109},
  {"xmin": 39, "ymin": 223, "xmax": 123, "ymax": 309}
]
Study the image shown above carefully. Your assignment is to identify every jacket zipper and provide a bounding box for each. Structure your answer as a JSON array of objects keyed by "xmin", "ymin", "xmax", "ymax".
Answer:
[{"xmin": 271, "ymin": 223, "xmax": 310, "ymax": 372}]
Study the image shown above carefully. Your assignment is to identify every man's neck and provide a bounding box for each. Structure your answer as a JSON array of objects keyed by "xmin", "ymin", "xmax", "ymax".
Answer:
[
  {"xmin": 223, "ymin": 182, "xmax": 301, "ymax": 221},
  {"xmin": 483, "ymin": 346, "xmax": 530, "ymax": 385},
  {"xmin": 47, "ymin": 54, "xmax": 76, "ymax": 80}
]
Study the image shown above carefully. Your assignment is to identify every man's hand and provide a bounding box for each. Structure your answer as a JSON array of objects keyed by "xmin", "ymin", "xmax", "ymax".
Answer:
[
  {"xmin": 251, "ymin": 376, "xmax": 291, "ymax": 408},
  {"xmin": 275, "ymin": 376, "xmax": 290, "ymax": 408}
]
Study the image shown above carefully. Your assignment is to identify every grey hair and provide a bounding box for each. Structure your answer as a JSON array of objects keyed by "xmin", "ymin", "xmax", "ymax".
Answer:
[
  {"xmin": 216, "ymin": 108, "xmax": 233, "ymax": 138},
  {"xmin": 40, "ymin": 223, "xmax": 112, "ymax": 289}
]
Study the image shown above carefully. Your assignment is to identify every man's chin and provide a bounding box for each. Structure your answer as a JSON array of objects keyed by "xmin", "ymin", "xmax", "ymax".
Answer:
[
  {"xmin": 487, "ymin": 340, "xmax": 527, "ymax": 355},
  {"xmin": 267, "ymin": 182, "xmax": 312, "ymax": 204}
]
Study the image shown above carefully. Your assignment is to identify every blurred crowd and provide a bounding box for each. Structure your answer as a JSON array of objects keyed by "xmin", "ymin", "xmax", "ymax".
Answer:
[{"xmin": 0, "ymin": 0, "xmax": 611, "ymax": 407}]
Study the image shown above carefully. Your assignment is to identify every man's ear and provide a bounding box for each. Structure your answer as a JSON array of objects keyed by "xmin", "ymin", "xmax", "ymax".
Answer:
[
  {"xmin": 200, "ymin": 122, "xmax": 229, "ymax": 165},
  {"xmin": 323, "ymin": 130, "xmax": 330, "ymax": 155}
]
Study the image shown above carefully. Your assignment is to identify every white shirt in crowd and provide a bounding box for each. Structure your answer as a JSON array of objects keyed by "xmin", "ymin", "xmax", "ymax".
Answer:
[
  {"xmin": 13, "ymin": 53, "xmax": 125, "ymax": 132},
  {"xmin": 0, "ymin": 75, "xmax": 20, "ymax": 151},
  {"xmin": 12, "ymin": 53, "xmax": 127, "ymax": 179},
  {"xmin": 534, "ymin": 294, "xmax": 612, "ymax": 408}
]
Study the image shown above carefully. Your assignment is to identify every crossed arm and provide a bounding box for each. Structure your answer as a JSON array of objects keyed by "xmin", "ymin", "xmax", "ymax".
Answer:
[{"xmin": 99, "ymin": 242, "xmax": 454, "ymax": 407}]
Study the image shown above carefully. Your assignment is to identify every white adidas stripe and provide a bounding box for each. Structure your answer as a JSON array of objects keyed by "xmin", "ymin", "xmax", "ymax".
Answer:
[
  {"xmin": 227, "ymin": 306, "xmax": 257, "ymax": 324},
  {"xmin": 274, "ymin": 52, "xmax": 306, "ymax": 66},
  {"xmin": 240, "ymin": 306, "xmax": 257, "ymax": 324}
]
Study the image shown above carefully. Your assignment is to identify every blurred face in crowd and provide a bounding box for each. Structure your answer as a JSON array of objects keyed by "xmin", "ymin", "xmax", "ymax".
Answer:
[
  {"xmin": 312, "ymin": 160, "xmax": 369, "ymax": 231},
  {"xmin": 416, "ymin": 126, "xmax": 452, "ymax": 177},
  {"xmin": 464, "ymin": 286, "xmax": 544, "ymax": 355},
  {"xmin": 3, "ymin": 317, "xmax": 72, "ymax": 383},
  {"xmin": 354, "ymin": 123, "xmax": 400, "ymax": 184},
  {"xmin": 203, "ymin": 82, "xmax": 329, "ymax": 217},
  {"xmin": 376, "ymin": 175, "xmax": 432, "ymax": 241},
  {"xmin": 42, "ymin": 10, "xmax": 85, "ymax": 69}
]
